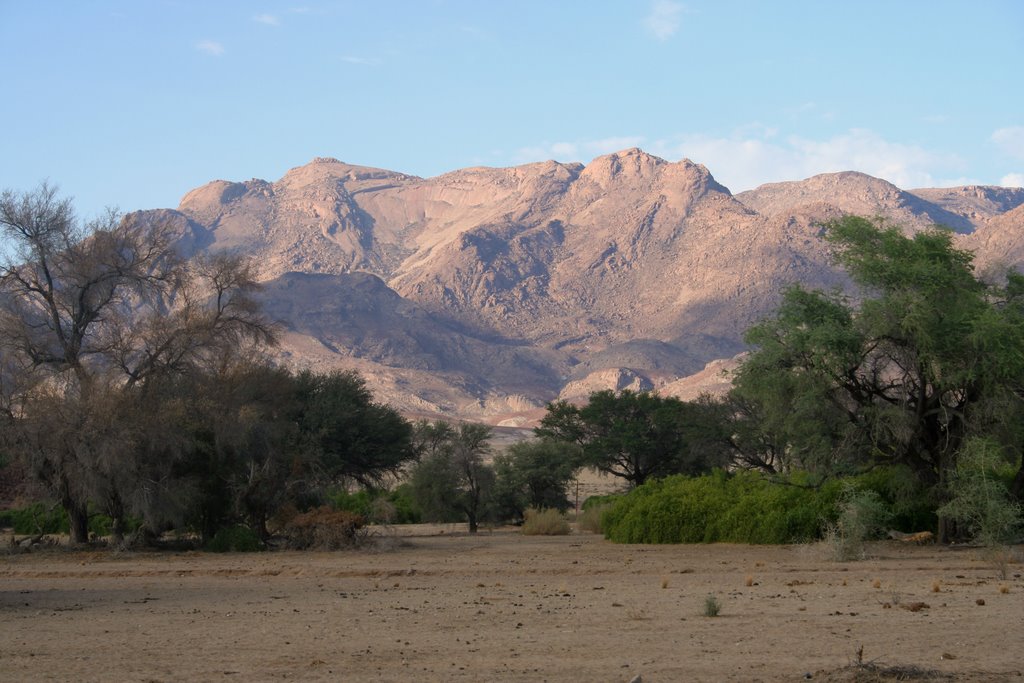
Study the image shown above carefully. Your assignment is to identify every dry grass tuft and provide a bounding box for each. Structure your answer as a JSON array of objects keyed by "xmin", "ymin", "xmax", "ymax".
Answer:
[
  {"xmin": 872, "ymin": 579, "xmax": 881, "ymax": 589},
  {"xmin": 930, "ymin": 580, "xmax": 941, "ymax": 593},
  {"xmin": 999, "ymin": 585, "xmax": 1009, "ymax": 594},
  {"xmin": 521, "ymin": 508, "xmax": 571, "ymax": 536}
]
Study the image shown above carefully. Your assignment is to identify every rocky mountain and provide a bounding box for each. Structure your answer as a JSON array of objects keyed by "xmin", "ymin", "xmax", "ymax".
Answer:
[{"xmin": 127, "ymin": 150, "xmax": 1024, "ymax": 423}]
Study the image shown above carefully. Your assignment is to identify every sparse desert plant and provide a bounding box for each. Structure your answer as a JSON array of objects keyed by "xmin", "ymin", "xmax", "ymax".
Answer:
[
  {"xmin": 521, "ymin": 508, "xmax": 570, "ymax": 536},
  {"xmin": 822, "ymin": 486, "xmax": 891, "ymax": 561},
  {"xmin": 983, "ymin": 545, "xmax": 1020, "ymax": 580},
  {"xmin": 745, "ymin": 575, "xmax": 754, "ymax": 587},
  {"xmin": 283, "ymin": 507, "xmax": 369, "ymax": 550},
  {"xmin": 931, "ymin": 580, "xmax": 941, "ymax": 593},
  {"xmin": 938, "ymin": 438, "xmax": 1022, "ymax": 547},
  {"xmin": 577, "ymin": 503, "xmax": 612, "ymax": 534},
  {"xmin": 368, "ymin": 498, "xmax": 397, "ymax": 525},
  {"xmin": 703, "ymin": 594, "xmax": 721, "ymax": 617}
]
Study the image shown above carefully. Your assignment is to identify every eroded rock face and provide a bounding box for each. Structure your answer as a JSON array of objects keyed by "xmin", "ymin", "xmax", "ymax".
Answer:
[{"xmin": 127, "ymin": 150, "xmax": 1024, "ymax": 423}]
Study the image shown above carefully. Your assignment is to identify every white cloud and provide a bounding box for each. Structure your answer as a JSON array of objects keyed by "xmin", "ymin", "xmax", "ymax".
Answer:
[
  {"xmin": 253, "ymin": 13, "xmax": 280, "ymax": 26},
  {"xmin": 514, "ymin": 136, "xmax": 646, "ymax": 163},
  {"xmin": 196, "ymin": 40, "xmax": 225, "ymax": 56},
  {"xmin": 650, "ymin": 128, "xmax": 964, "ymax": 191},
  {"xmin": 341, "ymin": 55, "xmax": 382, "ymax": 66},
  {"xmin": 1002, "ymin": 173, "xmax": 1024, "ymax": 188},
  {"xmin": 992, "ymin": 126, "xmax": 1024, "ymax": 159},
  {"xmin": 643, "ymin": 1, "xmax": 684, "ymax": 41}
]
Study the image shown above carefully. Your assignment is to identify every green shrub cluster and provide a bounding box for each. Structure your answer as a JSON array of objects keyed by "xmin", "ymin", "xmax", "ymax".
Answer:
[
  {"xmin": 0, "ymin": 503, "xmax": 138, "ymax": 537},
  {"xmin": 205, "ymin": 525, "xmax": 264, "ymax": 552},
  {"xmin": 329, "ymin": 485, "xmax": 420, "ymax": 524},
  {"xmin": 602, "ymin": 470, "xmax": 845, "ymax": 544}
]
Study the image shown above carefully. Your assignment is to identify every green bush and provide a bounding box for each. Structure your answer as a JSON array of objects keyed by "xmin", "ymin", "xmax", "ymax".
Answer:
[
  {"xmin": 581, "ymin": 494, "xmax": 622, "ymax": 510},
  {"xmin": 938, "ymin": 438, "xmax": 1023, "ymax": 546},
  {"xmin": 0, "ymin": 503, "xmax": 69, "ymax": 534},
  {"xmin": 0, "ymin": 503, "xmax": 134, "ymax": 538},
  {"xmin": 602, "ymin": 470, "xmax": 845, "ymax": 544},
  {"xmin": 329, "ymin": 486, "xmax": 421, "ymax": 524},
  {"xmin": 205, "ymin": 525, "xmax": 264, "ymax": 552},
  {"xmin": 823, "ymin": 486, "xmax": 892, "ymax": 561},
  {"xmin": 852, "ymin": 465, "xmax": 935, "ymax": 533},
  {"xmin": 521, "ymin": 508, "xmax": 571, "ymax": 535},
  {"xmin": 703, "ymin": 594, "xmax": 721, "ymax": 617}
]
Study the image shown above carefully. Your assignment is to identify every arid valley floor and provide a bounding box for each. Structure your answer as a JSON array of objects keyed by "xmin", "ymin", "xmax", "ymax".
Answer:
[{"xmin": 1, "ymin": 529, "xmax": 1022, "ymax": 682}]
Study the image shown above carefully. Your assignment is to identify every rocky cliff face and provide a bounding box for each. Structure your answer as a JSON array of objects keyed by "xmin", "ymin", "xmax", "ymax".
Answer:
[{"xmin": 127, "ymin": 150, "xmax": 1024, "ymax": 423}]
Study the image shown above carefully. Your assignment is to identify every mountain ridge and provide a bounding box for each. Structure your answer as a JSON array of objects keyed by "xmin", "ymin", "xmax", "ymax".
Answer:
[{"xmin": 126, "ymin": 149, "xmax": 1024, "ymax": 424}]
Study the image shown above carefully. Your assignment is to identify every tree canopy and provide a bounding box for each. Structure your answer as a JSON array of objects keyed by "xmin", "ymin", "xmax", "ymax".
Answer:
[
  {"xmin": 536, "ymin": 389, "xmax": 727, "ymax": 488},
  {"xmin": 730, "ymin": 215, "xmax": 1024, "ymax": 540}
]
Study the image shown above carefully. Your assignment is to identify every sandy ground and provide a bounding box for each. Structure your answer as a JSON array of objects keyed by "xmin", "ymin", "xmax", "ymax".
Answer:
[{"xmin": 1, "ymin": 528, "xmax": 1022, "ymax": 682}]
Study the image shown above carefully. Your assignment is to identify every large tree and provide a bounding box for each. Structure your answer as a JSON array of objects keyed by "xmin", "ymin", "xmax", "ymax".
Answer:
[
  {"xmin": 536, "ymin": 390, "xmax": 728, "ymax": 488},
  {"xmin": 0, "ymin": 183, "xmax": 275, "ymax": 543},
  {"xmin": 294, "ymin": 370, "xmax": 417, "ymax": 489},
  {"xmin": 409, "ymin": 421, "xmax": 495, "ymax": 533},
  {"xmin": 731, "ymin": 216, "xmax": 1024, "ymax": 540}
]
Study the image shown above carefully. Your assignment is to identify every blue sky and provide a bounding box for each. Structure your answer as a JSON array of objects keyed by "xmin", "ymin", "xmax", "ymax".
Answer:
[{"xmin": 2, "ymin": 1, "xmax": 1023, "ymax": 221}]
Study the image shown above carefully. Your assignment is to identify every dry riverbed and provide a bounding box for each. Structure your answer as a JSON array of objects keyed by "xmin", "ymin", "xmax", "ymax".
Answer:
[{"xmin": 1, "ymin": 528, "xmax": 1022, "ymax": 682}]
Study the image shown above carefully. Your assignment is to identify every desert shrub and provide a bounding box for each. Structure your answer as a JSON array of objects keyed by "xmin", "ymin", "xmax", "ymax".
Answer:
[
  {"xmin": 703, "ymin": 594, "xmax": 721, "ymax": 617},
  {"xmin": 284, "ymin": 506, "xmax": 369, "ymax": 550},
  {"xmin": 329, "ymin": 486, "xmax": 421, "ymax": 524},
  {"xmin": 938, "ymin": 438, "xmax": 1022, "ymax": 547},
  {"xmin": 0, "ymin": 503, "xmax": 69, "ymax": 534},
  {"xmin": 852, "ymin": 465, "xmax": 935, "ymax": 532},
  {"xmin": 521, "ymin": 508, "xmax": 571, "ymax": 535},
  {"xmin": 577, "ymin": 503, "xmax": 613, "ymax": 534},
  {"xmin": 822, "ymin": 486, "xmax": 892, "ymax": 561},
  {"xmin": 205, "ymin": 524, "xmax": 264, "ymax": 552},
  {"xmin": 581, "ymin": 494, "xmax": 622, "ymax": 510},
  {"xmin": 385, "ymin": 484, "xmax": 421, "ymax": 524},
  {"xmin": 602, "ymin": 470, "xmax": 845, "ymax": 544},
  {"xmin": 0, "ymin": 503, "xmax": 132, "ymax": 538}
]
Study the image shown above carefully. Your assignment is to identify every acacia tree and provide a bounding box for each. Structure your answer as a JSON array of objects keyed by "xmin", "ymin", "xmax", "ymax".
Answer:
[
  {"xmin": 409, "ymin": 421, "xmax": 495, "ymax": 533},
  {"xmin": 732, "ymin": 216, "xmax": 1024, "ymax": 541},
  {"xmin": 0, "ymin": 183, "xmax": 276, "ymax": 543},
  {"xmin": 294, "ymin": 370, "xmax": 416, "ymax": 489},
  {"xmin": 536, "ymin": 390, "xmax": 727, "ymax": 488},
  {"xmin": 491, "ymin": 439, "xmax": 580, "ymax": 522}
]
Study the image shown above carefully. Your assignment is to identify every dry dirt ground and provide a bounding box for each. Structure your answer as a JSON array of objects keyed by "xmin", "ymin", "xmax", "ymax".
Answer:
[{"xmin": 1, "ymin": 528, "xmax": 1022, "ymax": 682}]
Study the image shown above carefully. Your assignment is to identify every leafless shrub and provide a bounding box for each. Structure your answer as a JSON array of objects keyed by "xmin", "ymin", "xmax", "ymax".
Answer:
[{"xmin": 283, "ymin": 506, "xmax": 370, "ymax": 550}]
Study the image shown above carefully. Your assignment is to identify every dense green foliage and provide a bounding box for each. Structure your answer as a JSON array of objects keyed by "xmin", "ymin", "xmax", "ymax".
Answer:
[
  {"xmin": 408, "ymin": 421, "xmax": 496, "ymax": 532},
  {"xmin": 602, "ymin": 471, "xmax": 844, "ymax": 544},
  {"xmin": 329, "ymin": 485, "xmax": 420, "ymax": 524},
  {"xmin": 536, "ymin": 390, "xmax": 728, "ymax": 487},
  {"xmin": 726, "ymin": 216, "xmax": 1024, "ymax": 541},
  {"xmin": 205, "ymin": 525, "xmax": 265, "ymax": 553},
  {"xmin": 491, "ymin": 439, "xmax": 579, "ymax": 521},
  {"xmin": 938, "ymin": 438, "xmax": 1023, "ymax": 546}
]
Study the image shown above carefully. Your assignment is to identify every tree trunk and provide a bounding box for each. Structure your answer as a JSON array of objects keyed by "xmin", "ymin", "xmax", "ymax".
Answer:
[
  {"xmin": 1011, "ymin": 456, "xmax": 1024, "ymax": 503},
  {"xmin": 467, "ymin": 513, "xmax": 478, "ymax": 534},
  {"xmin": 107, "ymin": 492, "xmax": 126, "ymax": 546},
  {"xmin": 67, "ymin": 500, "xmax": 89, "ymax": 545}
]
